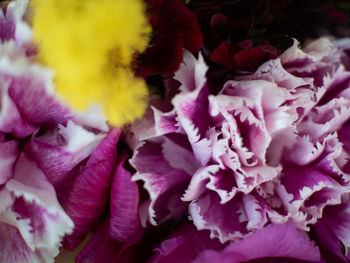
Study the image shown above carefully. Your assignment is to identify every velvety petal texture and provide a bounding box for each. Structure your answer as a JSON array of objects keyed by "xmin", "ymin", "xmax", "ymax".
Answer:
[
  {"xmin": 138, "ymin": 0, "xmax": 203, "ymax": 76},
  {"xmin": 193, "ymin": 223, "xmax": 320, "ymax": 263},
  {"xmin": 75, "ymin": 219, "xmax": 142, "ymax": 263},
  {"xmin": 110, "ymin": 152, "xmax": 142, "ymax": 241},
  {"xmin": 75, "ymin": 220, "xmax": 123, "ymax": 263},
  {"xmin": 64, "ymin": 127, "xmax": 120, "ymax": 249}
]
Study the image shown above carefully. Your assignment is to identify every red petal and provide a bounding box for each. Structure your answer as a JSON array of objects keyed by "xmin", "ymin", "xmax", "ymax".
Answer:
[
  {"xmin": 138, "ymin": 0, "xmax": 202, "ymax": 76},
  {"xmin": 170, "ymin": 0, "xmax": 202, "ymax": 54},
  {"xmin": 234, "ymin": 48, "xmax": 269, "ymax": 71},
  {"xmin": 137, "ymin": 32, "xmax": 184, "ymax": 76},
  {"xmin": 210, "ymin": 41, "xmax": 237, "ymax": 69}
]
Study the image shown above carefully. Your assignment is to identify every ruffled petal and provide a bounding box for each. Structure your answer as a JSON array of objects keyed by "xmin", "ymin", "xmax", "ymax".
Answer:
[
  {"xmin": 1, "ymin": 152, "xmax": 73, "ymax": 262},
  {"xmin": 131, "ymin": 37, "xmax": 350, "ymax": 248},
  {"xmin": 189, "ymin": 192, "xmax": 247, "ymax": 243},
  {"xmin": 131, "ymin": 136, "xmax": 191, "ymax": 225},
  {"xmin": 25, "ymin": 121, "xmax": 105, "ymax": 186},
  {"xmin": 0, "ymin": 223, "xmax": 52, "ymax": 263},
  {"xmin": 172, "ymin": 51, "xmax": 212, "ymax": 165}
]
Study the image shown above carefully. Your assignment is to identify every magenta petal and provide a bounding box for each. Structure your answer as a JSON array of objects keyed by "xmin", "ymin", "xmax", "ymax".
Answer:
[
  {"xmin": 0, "ymin": 41, "xmax": 76, "ymax": 133},
  {"xmin": 172, "ymin": 85, "xmax": 211, "ymax": 165},
  {"xmin": 0, "ymin": 5, "xmax": 16, "ymax": 42},
  {"xmin": 0, "ymin": 0, "xmax": 30, "ymax": 43},
  {"xmin": 64, "ymin": 127, "xmax": 120, "ymax": 249},
  {"xmin": 76, "ymin": 220, "xmax": 122, "ymax": 263},
  {"xmin": 149, "ymin": 223, "xmax": 224, "ymax": 263},
  {"xmin": 109, "ymin": 152, "xmax": 142, "ymax": 242},
  {"xmin": 153, "ymin": 107, "xmax": 180, "ymax": 136},
  {"xmin": 312, "ymin": 219, "xmax": 347, "ymax": 263},
  {"xmin": 131, "ymin": 137, "xmax": 191, "ymax": 225},
  {"xmin": 0, "ymin": 140, "xmax": 18, "ymax": 185},
  {"xmin": 8, "ymin": 75, "xmax": 74, "ymax": 126},
  {"xmin": 194, "ymin": 223, "xmax": 321, "ymax": 263},
  {"xmin": 76, "ymin": 219, "xmax": 141, "ymax": 263},
  {"xmin": 172, "ymin": 54, "xmax": 209, "ymax": 137},
  {"xmin": 189, "ymin": 192, "xmax": 248, "ymax": 243},
  {"xmin": 25, "ymin": 121, "xmax": 104, "ymax": 185},
  {"xmin": 318, "ymin": 199, "xmax": 350, "ymax": 248},
  {"xmin": 279, "ymin": 153, "xmax": 346, "ymax": 228},
  {"xmin": 0, "ymin": 83, "xmax": 37, "ymax": 138}
]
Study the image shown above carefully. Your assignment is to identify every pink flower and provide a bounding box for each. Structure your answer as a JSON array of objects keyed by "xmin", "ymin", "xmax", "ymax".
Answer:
[{"xmin": 131, "ymin": 37, "xmax": 350, "ymax": 261}]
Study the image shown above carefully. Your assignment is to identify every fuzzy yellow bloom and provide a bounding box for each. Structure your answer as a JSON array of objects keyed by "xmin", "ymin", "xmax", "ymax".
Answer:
[{"xmin": 31, "ymin": 0, "xmax": 150, "ymax": 125}]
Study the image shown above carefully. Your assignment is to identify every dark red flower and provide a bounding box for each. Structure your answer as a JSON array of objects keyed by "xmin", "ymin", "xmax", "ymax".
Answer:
[
  {"xmin": 137, "ymin": 0, "xmax": 203, "ymax": 76},
  {"xmin": 210, "ymin": 40, "xmax": 279, "ymax": 72}
]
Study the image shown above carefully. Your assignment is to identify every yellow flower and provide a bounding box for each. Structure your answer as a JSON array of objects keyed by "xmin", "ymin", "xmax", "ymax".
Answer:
[{"xmin": 31, "ymin": 0, "xmax": 150, "ymax": 126}]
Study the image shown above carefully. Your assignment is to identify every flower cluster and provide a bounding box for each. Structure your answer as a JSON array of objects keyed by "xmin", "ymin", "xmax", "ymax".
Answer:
[
  {"xmin": 130, "ymin": 37, "xmax": 350, "ymax": 261},
  {"xmin": 1, "ymin": 0, "xmax": 350, "ymax": 262}
]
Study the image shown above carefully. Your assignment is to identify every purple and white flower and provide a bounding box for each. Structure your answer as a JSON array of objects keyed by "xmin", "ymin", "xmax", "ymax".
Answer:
[{"xmin": 131, "ymin": 36, "xmax": 350, "ymax": 260}]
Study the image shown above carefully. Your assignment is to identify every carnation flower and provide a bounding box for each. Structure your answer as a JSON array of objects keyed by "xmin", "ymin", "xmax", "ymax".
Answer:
[
  {"xmin": 3, "ymin": 0, "xmax": 350, "ymax": 262},
  {"xmin": 131, "ymin": 36, "xmax": 350, "ymax": 260}
]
